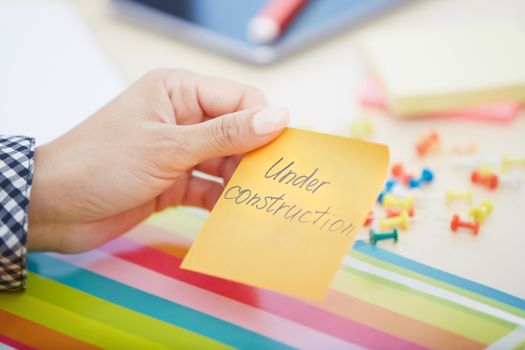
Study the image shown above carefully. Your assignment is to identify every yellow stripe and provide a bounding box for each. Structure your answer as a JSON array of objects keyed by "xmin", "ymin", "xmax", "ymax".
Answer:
[
  {"xmin": 332, "ymin": 268, "xmax": 513, "ymax": 344},
  {"xmin": 0, "ymin": 292, "xmax": 170, "ymax": 349},
  {"xmin": 23, "ymin": 273, "xmax": 230, "ymax": 349}
]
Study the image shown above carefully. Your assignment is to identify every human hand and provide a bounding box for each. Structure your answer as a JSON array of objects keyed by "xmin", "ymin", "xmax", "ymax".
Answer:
[{"xmin": 27, "ymin": 69, "xmax": 289, "ymax": 252}]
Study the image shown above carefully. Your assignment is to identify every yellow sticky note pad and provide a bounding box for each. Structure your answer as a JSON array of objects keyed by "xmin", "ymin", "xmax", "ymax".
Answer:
[{"xmin": 181, "ymin": 128, "xmax": 389, "ymax": 300}]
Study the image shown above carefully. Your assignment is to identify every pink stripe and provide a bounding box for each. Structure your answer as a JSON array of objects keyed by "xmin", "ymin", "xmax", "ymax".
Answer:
[
  {"xmin": 0, "ymin": 335, "xmax": 35, "ymax": 350},
  {"xmin": 98, "ymin": 237, "xmax": 424, "ymax": 350},
  {"xmin": 53, "ymin": 250, "xmax": 356, "ymax": 350}
]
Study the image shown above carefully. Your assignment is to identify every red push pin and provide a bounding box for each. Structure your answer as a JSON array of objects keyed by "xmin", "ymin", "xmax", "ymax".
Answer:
[
  {"xmin": 416, "ymin": 132, "xmax": 440, "ymax": 157},
  {"xmin": 391, "ymin": 163, "xmax": 404, "ymax": 177},
  {"xmin": 386, "ymin": 208, "xmax": 414, "ymax": 218},
  {"xmin": 363, "ymin": 211, "xmax": 374, "ymax": 227},
  {"xmin": 471, "ymin": 170, "xmax": 498, "ymax": 190},
  {"xmin": 391, "ymin": 163, "xmax": 414, "ymax": 185},
  {"xmin": 450, "ymin": 214, "xmax": 480, "ymax": 235}
]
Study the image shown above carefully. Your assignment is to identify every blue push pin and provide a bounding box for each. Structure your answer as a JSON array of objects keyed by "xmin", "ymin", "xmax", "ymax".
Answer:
[
  {"xmin": 377, "ymin": 179, "xmax": 398, "ymax": 203},
  {"xmin": 408, "ymin": 168, "xmax": 434, "ymax": 188},
  {"xmin": 368, "ymin": 228, "xmax": 398, "ymax": 245}
]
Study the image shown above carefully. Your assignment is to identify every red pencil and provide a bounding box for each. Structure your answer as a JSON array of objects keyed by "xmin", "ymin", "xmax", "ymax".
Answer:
[{"xmin": 247, "ymin": 0, "xmax": 308, "ymax": 44}]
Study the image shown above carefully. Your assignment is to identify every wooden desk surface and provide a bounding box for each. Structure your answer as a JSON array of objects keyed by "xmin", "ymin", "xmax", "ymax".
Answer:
[{"xmin": 72, "ymin": 0, "xmax": 525, "ymax": 298}]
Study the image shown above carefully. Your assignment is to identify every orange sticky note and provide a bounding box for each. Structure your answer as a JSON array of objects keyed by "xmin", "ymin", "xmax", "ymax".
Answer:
[{"xmin": 181, "ymin": 128, "xmax": 389, "ymax": 300}]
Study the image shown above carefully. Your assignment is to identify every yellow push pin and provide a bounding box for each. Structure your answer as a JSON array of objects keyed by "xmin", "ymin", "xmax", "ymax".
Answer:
[
  {"xmin": 445, "ymin": 190, "xmax": 473, "ymax": 205},
  {"xmin": 383, "ymin": 194, "xmax": 414, "ymax": 210},
  {"xmin": 349, "ymin": 119, "xmax": 374, "ymax": 139},
  {"xmin": 501, "ymin": 156, "xmax": 525, "ymax": 173},
  {"xmin": 469, "ymin": 200, "xmax": 494, "ymax": 223},
  {"xmin": 477, "ymin": 166, "xmax": 495, "ymax": 177},
  {"xmin": 380, "ymin": 211, "xmax": 410, "ymax": 230}
]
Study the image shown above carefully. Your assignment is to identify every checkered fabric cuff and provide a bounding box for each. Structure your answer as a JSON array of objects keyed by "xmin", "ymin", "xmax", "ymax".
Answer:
[{"xmin": 0, "ymin": 135, "xmax": 35, "ymax": 291}]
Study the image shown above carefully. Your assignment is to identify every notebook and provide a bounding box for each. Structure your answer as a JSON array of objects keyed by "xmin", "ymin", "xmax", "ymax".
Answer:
[
  {"xmin": 360, "ymin": 21, "xmax": 525, "ymax": 117},
  {"xmin": 359, "ymin": 78, "xmax": 523, "ymax": 122}
]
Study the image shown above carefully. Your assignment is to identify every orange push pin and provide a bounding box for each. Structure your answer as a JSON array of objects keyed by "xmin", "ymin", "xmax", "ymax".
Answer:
[
  {"xmin": 386, "ymin": 208, "xmax": 414, "ymax": 217},
  {"xmin": 380, "ymin": 211, "xmax": 410, "ymax": 230},
  {"xmin": 471, "ymin": 171, "xmax": 498, "ymax": 190},
  {"xmin": 450, "ymin": 214, "xmax": 480, "ymax": 235},
  {"xmin": 416, "ymin": 132, "xmax": 440, "ymax": 157},
  {"xmin": 363, "ymin": 211, "xmax": 374, "ymax": 227},
  {"xmin": 390, "ymin": 163, "xmax": 415, "ymax": 185}
]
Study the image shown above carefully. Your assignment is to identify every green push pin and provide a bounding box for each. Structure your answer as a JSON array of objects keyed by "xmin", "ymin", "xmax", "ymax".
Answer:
[{"xmin": 368, "ymin": 228, "xmax": 398, "ymax": 245}]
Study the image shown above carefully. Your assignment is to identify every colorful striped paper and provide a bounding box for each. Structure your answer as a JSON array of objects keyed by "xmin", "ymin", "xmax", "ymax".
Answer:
[{"xmin": 1, "ymin": 207, "xmax": 524, "ymax": 349}]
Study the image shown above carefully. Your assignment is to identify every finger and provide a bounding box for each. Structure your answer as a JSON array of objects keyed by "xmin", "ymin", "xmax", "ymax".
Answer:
[
  {"xmin": 173, "ymin": 106, "xmax": 289, "ymax": 167},
  {"xmin": 155, "ymin": 173, "xmax": 224, "ymax": 211},
  {"xmin": 164, "ymin": 70, "xmax": 268, "ymax": 125},
  {"xmin": 182, "ymin": 176, "xmax": 224, "ymax": 210},
  {"xmin": 195, "ymin": 154, "xmax": 243, "ymax": 179}
]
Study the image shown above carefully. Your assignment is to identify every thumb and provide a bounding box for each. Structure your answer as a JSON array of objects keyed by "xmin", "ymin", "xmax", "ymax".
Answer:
[{"xmin": 178, "ymin": 106, "xmax": 289, "ymax": 165}]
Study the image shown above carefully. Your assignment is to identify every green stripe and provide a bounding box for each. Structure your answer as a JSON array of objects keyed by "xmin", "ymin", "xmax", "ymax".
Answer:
[
  {"xmin": 349, "ymin": 249, "xmax": 525, "ymax": 319},
  {"xmin": 333, "ymin": 266, "xmax": 514, "ymax": 344},
  {"xmin": 24, "ymin": 272, "xmax": 230, "ymax": 350},
  {"xmin": 0, "ymin": 292, "xmax": 168, "ymax": 349}
]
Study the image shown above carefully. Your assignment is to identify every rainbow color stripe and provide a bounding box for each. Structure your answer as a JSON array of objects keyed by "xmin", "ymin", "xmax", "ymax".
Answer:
[{"xmin": 1, "ymin": 207, "xmax": 524, "ymax": 349}]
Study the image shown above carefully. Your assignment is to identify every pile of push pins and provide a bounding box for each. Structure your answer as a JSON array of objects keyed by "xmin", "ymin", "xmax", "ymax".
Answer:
[
  {"xmin": 361, "ymin": 130, "xmax": 525, "ymax": 245},
  {"xmin": 365, "ymin": 161, "xmax": 434, "ymax": 245}
]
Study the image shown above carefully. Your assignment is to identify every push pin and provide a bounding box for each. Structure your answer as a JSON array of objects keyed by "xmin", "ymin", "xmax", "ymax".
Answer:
[
  {"xmin": 385, "ymin": 179, "xmax": 397, "ymax": 191},
  {"xmin": 450, "ymin": 214, "xmax": 480, "ymax": 235},
  {"xmin": 501, "ymin": 156, "xmax": 525, "ymax": 173},
  {"xmin": 391, "ymin": 163, "xmax": 415, "ymax": 185},
  {"xmin": 469, "ymin": 200, "xmax": 493, "ymax": 224},
  {"xmin": 408, "ymin": 168, "xmax": 434, "ymax": 188},
  {"xmin": 478, "ymin": 166, "xmax": 495, "ymax": 177},
  {"xmin": 445, "ymin": 190, "xmax": 473, "ymax": 204},
  {"xmin": 416, "ymin": 131, "xmax": 440, "ymax": 157},
  {"xmin": 471, "ymin": 170, "xmax": 498, "ymax": 190},
  {"xmin": 386, "ymin": 208, "xmax": 414, "ymax": 217},
  {"xmin": 380, "ymin": 211, "xmax": 410, "ymax": 230},
  {"xmin": 369, "ymin": 228, "xmax": 398, "ymax": 245},
  {"xmin": 391, "ymin": 163, "xmax": 404, "ymax": 178},
  {"xmin": 377, "ymin": 179, "xmax": 398, "ymax": 203},
  {"xmin": 349, "ymin": 119, "xmax": 374, "ymax": 139},
  {"xmin": 383, "ymin": 194, "xmax": 415, "ymax": 210},
  {"xmin": 363, "ymin": 211, "xmax": 374, "ymax": 227}
]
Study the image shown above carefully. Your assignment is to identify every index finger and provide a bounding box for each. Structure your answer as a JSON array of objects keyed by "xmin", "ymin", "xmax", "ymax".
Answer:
[{"xmin": 162, "ymin": 69, "xmax": 269, "ymax": 125}]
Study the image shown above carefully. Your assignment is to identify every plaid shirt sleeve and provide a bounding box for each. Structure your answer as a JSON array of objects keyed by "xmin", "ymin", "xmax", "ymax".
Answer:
[{"xmin": 0, "ymin": 135, "xmax": 35, "ymax": 291}]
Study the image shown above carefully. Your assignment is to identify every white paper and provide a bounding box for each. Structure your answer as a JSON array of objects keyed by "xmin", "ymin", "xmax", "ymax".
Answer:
[{"xmin": 0, "ymin": 0, "xmax": 125, "ymax": 145}]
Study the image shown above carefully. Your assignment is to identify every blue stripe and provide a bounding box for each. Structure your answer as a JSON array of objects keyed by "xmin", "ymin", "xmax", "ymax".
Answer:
[
  {"xmin": 28, "ymin": 253, "xmax": 293, "ymax": 350},
  {"xmin": 352, "ymin": 240, "xmax": 525, "ymax": 311}
]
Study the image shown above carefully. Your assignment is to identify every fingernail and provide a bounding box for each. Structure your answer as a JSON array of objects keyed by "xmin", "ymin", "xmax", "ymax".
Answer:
[{"xmin": 252, "ymin": 107, "xmax": 290, "ymax": 136}]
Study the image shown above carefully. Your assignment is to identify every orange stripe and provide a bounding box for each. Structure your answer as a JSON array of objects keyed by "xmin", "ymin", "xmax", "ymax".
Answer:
[{"xmin": 0, "ymin": 309, "xmax": 100, "ymax": 350}]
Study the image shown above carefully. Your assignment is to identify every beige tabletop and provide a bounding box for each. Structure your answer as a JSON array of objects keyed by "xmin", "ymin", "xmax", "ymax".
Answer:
[{"xmin": 72, "ymin": 0, "xmax": 525, "ymax": 298}]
